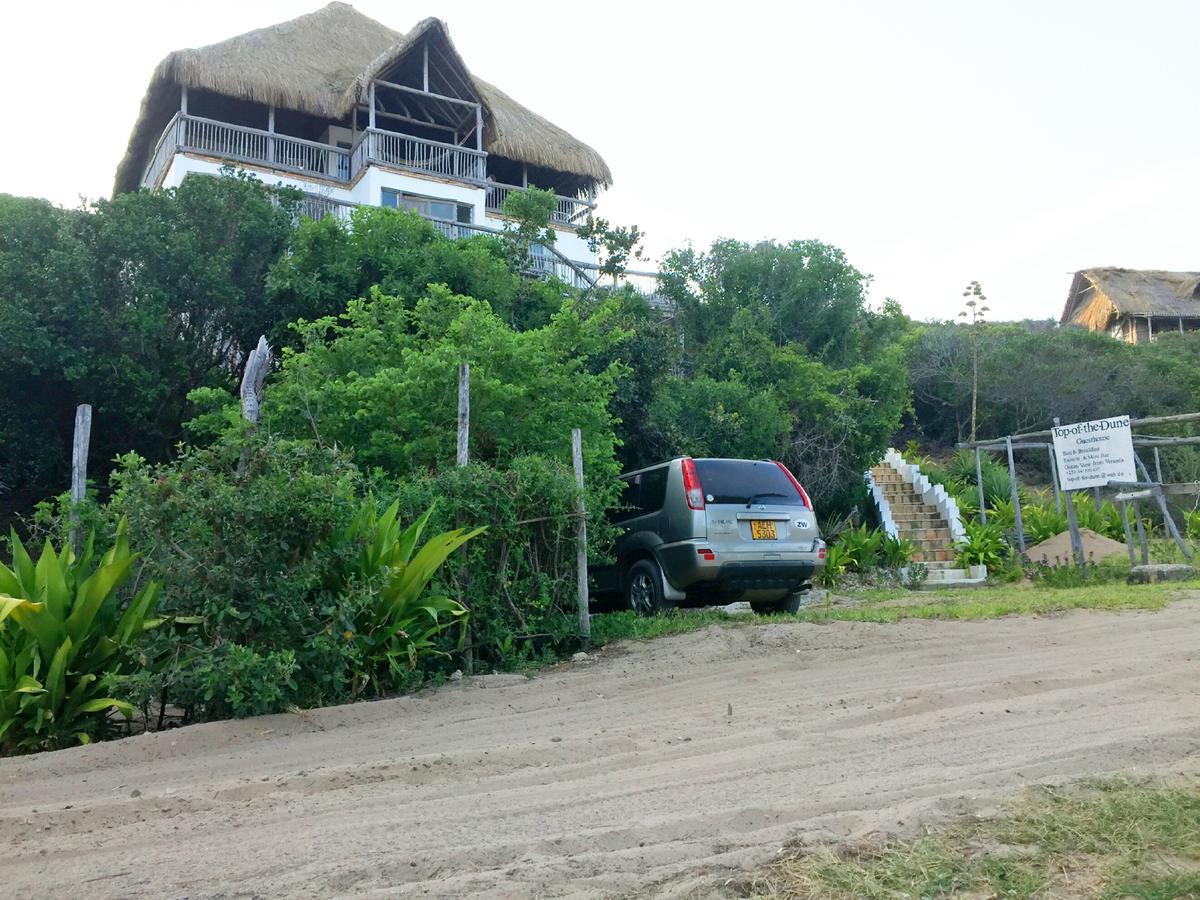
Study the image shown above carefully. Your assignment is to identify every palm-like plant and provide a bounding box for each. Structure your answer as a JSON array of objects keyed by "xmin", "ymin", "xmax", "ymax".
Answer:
[
  {"xmin": 0, "ymin": 520, "xmax": 160, "ymax": 753},
  {"xmin": 342, "ymin": 501, "xmax": 484, "ymax": 696}
]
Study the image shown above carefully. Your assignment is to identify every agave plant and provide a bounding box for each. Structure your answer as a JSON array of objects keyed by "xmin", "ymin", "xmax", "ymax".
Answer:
[
  {"xmin": 342, "ymin": 500, "xmax": 484, "ymax": 697},
  {"xmin": 816, "ymin": 543, "xmax": 850, "ymax": 588},
  {"xmin": 956, "ymin": 520, "xmax": 1009, "ymax": 569},
  {"xmin": 0, "ymin": 520, "xmax": 160, "ymax": 753},
  {"xmin": 835, "ymin": 524, "xmax": 883, "ymax": 572},
  {"xmin": 879, "ymin": 534, "xmax": 917, "ymax": 569}
]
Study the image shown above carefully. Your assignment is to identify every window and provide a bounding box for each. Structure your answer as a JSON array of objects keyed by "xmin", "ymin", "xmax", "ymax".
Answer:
[
  {"xmin": 381, "ymin": 189, "xmax": 472, "ymax": 223},
  {"xmin": 639, "ymin": 467, "xmax": 668, "ymax": 513},
  {"xmin": 692, "ymin": 459, "xmax": 806, "ymax": 506},
  {"xmin": 608, "ymin": 466, "xmax": 669, "ymax": 523}
]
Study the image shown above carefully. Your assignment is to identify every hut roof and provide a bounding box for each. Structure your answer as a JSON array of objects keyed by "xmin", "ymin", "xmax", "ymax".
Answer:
[
  {"xmin": 1061, "ymin": 267, "xmax": 1200, "ymax": 330},
  {"xmin": 113, "ymin": 3, "xmax": 612, "ymax": 194}
]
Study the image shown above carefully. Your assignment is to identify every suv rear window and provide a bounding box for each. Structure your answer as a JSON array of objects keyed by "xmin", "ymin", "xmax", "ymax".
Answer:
[{"xmin": 693, "ymin": 459, "xmax": 805, "ymax": 506}]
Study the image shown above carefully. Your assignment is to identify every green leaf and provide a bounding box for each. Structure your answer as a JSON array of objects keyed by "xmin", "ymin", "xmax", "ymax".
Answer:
[
  {"xmin": 34, "ymin": 540, "xmax": 70, "ymax": 619},
  {"xmin": 77, "ymin": 698, "xmax": 133, "ymax": 716},
  {"xmin": 45, "ymin": 637, "xmax": 72, "ymax": 712}
]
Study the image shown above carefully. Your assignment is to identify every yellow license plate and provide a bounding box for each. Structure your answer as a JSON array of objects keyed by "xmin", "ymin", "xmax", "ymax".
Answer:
[{"xmin": 750, "ymin": 520, "xmax": 777, "ymax": 540}]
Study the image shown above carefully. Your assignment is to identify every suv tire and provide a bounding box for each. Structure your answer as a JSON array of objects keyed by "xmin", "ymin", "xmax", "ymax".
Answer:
[
  {"xmin": 750, "ymin": 587, "xmax": 810, "ymax": 616},
  {"xmin": 625, "ymin": 558, "xmax": 671, "ymax": 617}
]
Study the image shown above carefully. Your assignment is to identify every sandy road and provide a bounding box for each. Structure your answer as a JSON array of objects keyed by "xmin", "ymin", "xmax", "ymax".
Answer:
[{"xmin": 2, "ymin": 600, "xmax": 1199, "ymax": 898}]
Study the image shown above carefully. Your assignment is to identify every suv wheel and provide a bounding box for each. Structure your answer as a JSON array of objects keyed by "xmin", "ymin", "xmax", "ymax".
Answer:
[
  {"xmin": 750, "ymin": 585, "xmax": 811, "ymax": 616},
  {"xmin": 625, "ymin": 559, "xmax": 670, "ymax": 617}
]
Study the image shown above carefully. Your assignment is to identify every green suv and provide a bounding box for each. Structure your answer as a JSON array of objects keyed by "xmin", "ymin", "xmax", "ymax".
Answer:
[{"xmin": 591, "ymin": 457, "xmax": 825, "ymax": 615}]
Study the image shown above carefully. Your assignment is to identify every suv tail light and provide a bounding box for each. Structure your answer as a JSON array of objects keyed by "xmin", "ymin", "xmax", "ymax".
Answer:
[
  {"xmin": 681, "ymin": 457, "xmax": 705, "ymax": 510},
  {"xmin": 773, "ymin": 460, "xmax": 812, "ymax": 509}
]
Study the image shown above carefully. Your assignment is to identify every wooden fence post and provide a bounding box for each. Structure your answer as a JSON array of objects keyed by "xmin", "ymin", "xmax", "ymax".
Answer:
[
  {"xmin": 456, "ymin": 362, "xmax": 473, "ymax": 673},
  {"xmin": 236, "ymin": 336, "xmax": 271, "ymax": 477},
  {"xmin": 1135, "ymin": 454, "xmax": 1191, "ymax": 560},
  {"xmin": 1133, "ymin": 500, "xmax": 1150, "ymax": 565},
  {"xmin": 69, "ymin": 404, "xmax": 92, "ymax": 554},
  {"xmin": 457, "ymin": 363, "xmax": 470, "ymax": 468},
  {"xmin": 571, "ymin": 428, "xmax": 591, "ymax": 641},
  {"xmin": 1005, "ymin": 436, "xmax": 1025, "ymax": 553},
  {"xmin": 1047, "ymin": 445, "xmax": 1062, "ymax": 513},
  {"xmin": 1119, "ymin": 500, "xmax": 1137, "ymax": 566},
  {"xmin": 974, "ymin": 448, "xmax": 987, "ymax": 524},
  {"xmin": 1053, "ymin": 417, "xmax": 1086, "ymax": 574}
]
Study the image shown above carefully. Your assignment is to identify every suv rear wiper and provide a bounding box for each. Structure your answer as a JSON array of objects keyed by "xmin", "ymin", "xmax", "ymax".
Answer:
[{"xmin": 747, "ymin": 492, "xmax": 789, "ymax": 507}]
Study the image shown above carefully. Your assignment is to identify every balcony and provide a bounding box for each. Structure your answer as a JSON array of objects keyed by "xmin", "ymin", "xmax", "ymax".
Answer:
[
  {"xmin": 484, "ymin": 182, "xmax": 595, "ymax": 228},
  {"xmin": 141, "ymin": 113, "xmax": 487, "ymax": 190}
]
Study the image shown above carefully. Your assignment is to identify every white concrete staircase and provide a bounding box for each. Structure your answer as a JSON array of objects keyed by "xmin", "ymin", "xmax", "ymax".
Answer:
[{"xmin": 867, "ymin": 450, "xmax": 987, "ymax": 587}]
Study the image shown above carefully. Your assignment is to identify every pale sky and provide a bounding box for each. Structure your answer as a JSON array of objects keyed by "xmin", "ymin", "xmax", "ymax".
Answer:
[{"xmin": 3, "ymin": 1, "xmax": 1197, "ymax": 322}]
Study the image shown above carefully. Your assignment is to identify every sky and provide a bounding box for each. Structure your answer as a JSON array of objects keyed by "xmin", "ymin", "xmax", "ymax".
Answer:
[{"xmin": 2, "ymin": 0, "xmax": 1198, "ymax": 322}]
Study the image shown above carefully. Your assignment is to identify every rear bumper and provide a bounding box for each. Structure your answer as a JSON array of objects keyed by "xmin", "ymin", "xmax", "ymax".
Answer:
[
  {"xmin": 716, "ymin": 560, "xmax": 816, "ymax": 591},
  {"xmin": 657, "ymin": 540, "xmax": 824, "ymax": 595}
]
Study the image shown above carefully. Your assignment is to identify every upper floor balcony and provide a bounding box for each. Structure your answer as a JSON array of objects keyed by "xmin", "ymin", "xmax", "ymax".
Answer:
[{"xmin": 142, "ymin": 112, "xmax": 596, "ymax": 229}]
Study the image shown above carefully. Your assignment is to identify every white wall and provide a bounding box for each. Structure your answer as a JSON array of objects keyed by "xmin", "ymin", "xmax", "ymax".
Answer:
[{"xmin": 160, "ymin": 153, "xmax": 599, "ymax": 265}]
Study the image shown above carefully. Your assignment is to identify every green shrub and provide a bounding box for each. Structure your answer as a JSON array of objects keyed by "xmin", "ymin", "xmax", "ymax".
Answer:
[
  {"xmin": 956, "ymin": 520, "xmax": 1009, "ymax": 569},
  {"xmin": 817, "ymin": 544, "xmax": 850, "ymax": 588},
  {"xmin": 0, "ymin": 521, "xmax": 160, "ymax": 753},
  {"xmin": 381, "ymin": 457, "xmax": 598, "ymax": 669},
  {"xmin": 102, "ymin": 437, "xmax": 364, "ymax": 719},
  {"xmin": 340, "ymin": 500, "xmax": 482, "ymax": 697},
  {"xmin": 836, "ymin": 524, "xmax": 883, "ymax": 571},
  {"xmin": 880, "ymin": 534, "xmax": 916, "ymax": 568},
  {"xmin": 1024, "ymin": 503, "xmax": 1068, "ymax": 543}
]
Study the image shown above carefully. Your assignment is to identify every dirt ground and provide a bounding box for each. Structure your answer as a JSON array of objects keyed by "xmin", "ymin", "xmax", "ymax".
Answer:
[{"xmin": 3, "ymin": 600, "xmax": 1199, "ymax": 899}]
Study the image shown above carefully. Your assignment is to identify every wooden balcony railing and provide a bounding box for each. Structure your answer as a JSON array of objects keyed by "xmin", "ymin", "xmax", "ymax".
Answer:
[
  {"xmin": 363, "ymin": 130, "xmax": 487, "ymax": 183},
  {"xmin": 141, "ymin": 116, "xmax": 485, "ymax": 188},
  {"xmin": 484, "ymin": 182, "xmax": 596, "ymax": 227}
]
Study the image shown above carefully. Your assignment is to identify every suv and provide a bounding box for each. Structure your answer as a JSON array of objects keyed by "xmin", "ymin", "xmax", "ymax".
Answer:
[{"xmin": 591, "ymin": 457, "xmax": 825, "ymax": 615}]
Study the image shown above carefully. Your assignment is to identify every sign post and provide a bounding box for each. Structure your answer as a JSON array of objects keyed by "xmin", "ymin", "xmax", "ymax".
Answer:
[{"xmin": 1052, "ymin": 415, "xmax": 1137, "ymax": 574}]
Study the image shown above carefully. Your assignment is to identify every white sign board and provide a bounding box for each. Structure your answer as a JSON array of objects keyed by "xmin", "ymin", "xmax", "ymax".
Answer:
[{"xmin": 1051, "ymin": 415, "xmax": 1137, "ymax": 491}]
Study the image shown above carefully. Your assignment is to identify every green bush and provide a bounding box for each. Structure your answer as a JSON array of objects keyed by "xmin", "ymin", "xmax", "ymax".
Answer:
[
  {"xmin": 101, "ymin": 437, "xmax": 365, "ymax": 719},
  {"xmin": 956, "ymin": 520, "xmax": 1009, "ymax": 569},
  {"xmin": 340, "ymin": 500, "xmax": 482, "ymax": 697},
  {"xmin": 835, "ymin": 524, "xmax": 883, "ymax": 571},
  {"xmin": 0, "ymin": 521, "xmax": 160, "ymax": 753},
  {"xmin": 381, "ymin": 457, "xmax": 600, "ymax": 669}
]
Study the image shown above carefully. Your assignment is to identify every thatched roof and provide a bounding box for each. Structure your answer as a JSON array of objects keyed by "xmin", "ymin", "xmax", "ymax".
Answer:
[
  {"xmin": 1061, "ymin": 267, "xmax": 1200, "ymax": 331},
  {"xmin": 113, "ymin": 3, "xmax": 612, "ymax": 194}
]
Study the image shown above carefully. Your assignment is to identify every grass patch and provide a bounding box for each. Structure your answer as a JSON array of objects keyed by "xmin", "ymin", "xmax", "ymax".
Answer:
[
  {"xmin": 795, "ymin": 582, "xmax": 1181, "ymax": 624},
  {"xmin": 586, "ymin": 583, "xmax": 1190, "ymax": 649},
  {"xmin": 743, "ymin": 777, "xmax": 1200, "ymax": 899}
]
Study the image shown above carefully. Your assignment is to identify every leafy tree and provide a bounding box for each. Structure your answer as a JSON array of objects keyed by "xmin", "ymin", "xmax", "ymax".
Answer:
[
  {"xmin": 268, "ymin": 205, "xmax": 566, "ymax": 332},
  {"xmin": 578, "ymin": 215, "xmax": 646, "ymax": 282},
  {"xmin": 0, "ymin": 171, "xmax": 300, "ymax": 526},
  {"xmin": 256, "ymin": 286, "xmax": 626, "ymax": 509}
]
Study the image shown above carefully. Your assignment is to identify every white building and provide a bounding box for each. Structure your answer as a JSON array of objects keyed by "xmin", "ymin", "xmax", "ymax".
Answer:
[{"xmin": 115, "ymin": 3, "xmax": 650, "ymax": 291}]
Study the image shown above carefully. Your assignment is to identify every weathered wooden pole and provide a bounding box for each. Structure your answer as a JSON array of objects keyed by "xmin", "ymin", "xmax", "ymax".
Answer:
[
  {"xmin": 1135, "ymin": 454, "xmax": 1191, "ymax": 560},
  {"xmin": 1154, "ymin": 447, "xmax": 1164, "ymax": 485},
  {"xmin": 1119, "ymin": 500, "xmax": 1137, "ymax": 566},
  {"xmin": 571, "ymin": 428, "xmax": 591, "ymax": 641},
  {"xmin": 1005, "ymin": 436, "xmax": 1025, "ymax": 553},
  {"xmin": 457, "ymin": 363, "xmax": 470, "ymax": 467},
  {"xmin": 236, "ymin": 336, "xmax": 271, "ymax": 477},
  {"xmin": 974, "ymin": 448, "xmax": 987, "ymax": 524},
  {"xmin": 1133, "ymin": 500, "xmax": 1150, "ymax": 564},
  {"xmin": 69, "ymin": 404, "xmax": 92, "ymax": 554},
  {"xmin": 455, "ymin": 363, "xmax": 474, "ymax": 672},
  {"xmin": 1047, "ymin": 445, "xmax": 1062, "ymax": 513},
  {"xmin": 1053, "ymin": 418, "xmax": 1086, "ymax": 574}
]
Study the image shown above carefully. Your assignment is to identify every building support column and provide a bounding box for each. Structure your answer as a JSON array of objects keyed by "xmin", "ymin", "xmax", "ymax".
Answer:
[
  {"xmin": 267, "ymin": 105, "xmax": 275, "ymax": 163},
  {"xmin": 180, "ymin": 85, "xmax": 188, "ymax": 115}
]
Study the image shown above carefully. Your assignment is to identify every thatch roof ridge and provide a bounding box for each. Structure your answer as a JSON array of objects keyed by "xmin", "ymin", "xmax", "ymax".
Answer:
[
  {"xmin": 1061, "ymin": 267, "xmax": 1200, "ymax": 327},
  {"xmin": 114, "ymin": 3, "xmax": 612, "ymax": 194}
]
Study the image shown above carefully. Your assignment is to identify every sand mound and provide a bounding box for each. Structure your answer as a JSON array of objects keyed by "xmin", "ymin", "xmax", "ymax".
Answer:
[{"xmin": 1025, "ymin": 527, "xmax": 1128, "ymax": 564}]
